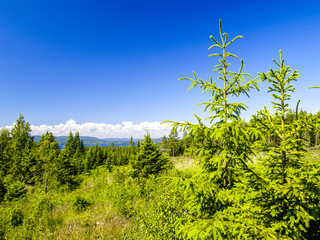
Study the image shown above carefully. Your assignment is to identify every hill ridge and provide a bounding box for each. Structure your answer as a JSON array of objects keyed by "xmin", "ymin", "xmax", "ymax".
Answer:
[{"xmin": 32, "ymin": 135, "xmax": 163, "ymax": 147}]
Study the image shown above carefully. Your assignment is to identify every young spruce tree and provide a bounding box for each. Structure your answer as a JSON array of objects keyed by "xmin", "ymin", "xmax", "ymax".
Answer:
[
  {"xmin": 165, "ymin": 20, "xmax": 260, "ymax": 239},
  {"xmin": 251, "ymin": 51, "xmax": 320, "ymax": 239},
  {"xmin": 35, "ymin": 132, "xmax": 60, "ymax": 193},
  {"xmin": 130, "ymin": 132, "xmax": 170, "ymax": 179}
]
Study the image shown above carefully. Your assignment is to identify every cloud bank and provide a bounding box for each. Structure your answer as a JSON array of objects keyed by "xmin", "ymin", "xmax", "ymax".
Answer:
[{"xmin": 3, "ymin": 120, "xmax": 173, "ymax": 139}]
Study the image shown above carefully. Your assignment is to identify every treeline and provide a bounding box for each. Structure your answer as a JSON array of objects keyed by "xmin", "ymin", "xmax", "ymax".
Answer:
[
  {"xmin": 0, "ymin": 115, "xmax": 173, "ymax": 202},
  {"xmin": 250, "ymin": 109, "xmax": 320, "ymax": 148}
]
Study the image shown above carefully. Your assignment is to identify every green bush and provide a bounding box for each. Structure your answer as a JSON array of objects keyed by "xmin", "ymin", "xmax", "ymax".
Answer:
[
  {"xmin": 10, "ymin": 208, "xmax": 23, "ymax": 227},
  {"xmin": 35, "ymin": 197, "xmax": 55, "ymax": 217},
  {"xmin": 0, "ymin": 179, "xmax": 6, "ymax": 203},
  {"xmin": 110, "ymin": 179, "xmax": 137, "ymax": 217},
  {"xmin": 72, "ymin": 196, "xmax": 91, "ymax": 211},
  {"xmin": 0, "ymin": 219, "xmax": 5, "ymax": 240},
  {"xmin": 113, "ymin": 168, "xmax": 127, "ymax": 184},
  {"xmin": 5, "ymin": 181, "xmax": 27, "ymax": 201}
]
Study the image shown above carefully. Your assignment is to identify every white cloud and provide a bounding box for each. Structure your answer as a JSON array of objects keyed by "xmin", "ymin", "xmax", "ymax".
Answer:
[{"xmin": 2, "ymin": 120, "xmax": 173, "ymax": 138}]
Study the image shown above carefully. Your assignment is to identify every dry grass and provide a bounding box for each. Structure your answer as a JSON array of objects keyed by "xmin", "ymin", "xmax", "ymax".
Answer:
[
  {"xmin": 172, "ymin": 156, "xmax": 197, "ymax": 171},
  {"xmin": 57, "ymin": 212, "xmax": 131, "ymax": 240}
]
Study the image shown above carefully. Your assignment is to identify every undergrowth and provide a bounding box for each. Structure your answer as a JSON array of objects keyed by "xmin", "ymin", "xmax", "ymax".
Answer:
[{"xmin": 0, "ymin": 157, "xmax": 196, "ymax": 239}]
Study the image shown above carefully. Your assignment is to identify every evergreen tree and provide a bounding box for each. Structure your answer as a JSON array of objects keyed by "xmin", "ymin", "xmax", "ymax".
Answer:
[
  {"xmin": 164, "ymin": 20, "xmax": 260, "ymax": 239},
  {"xmin": 306, "ymin": 113, "xmax": 317, "ymax": 147},
  {"xmin": 129, "ymin": 136, "xmax": 134, "ymax": 148},
  {"xmin": 167, "ymin": 129, "xmax": 179, "ymax": 157},
  {"xmin": 9, "ymin": 114, "xmax": 36, "ymax": 183},
  {"xmin": 94, "ymin": 143, "xmax": 104, "ymax": 167},
  {"xmin": 130, "ymin": 133, "xmax": 170, "ymax": 178},
  {"xmin": 84, "ymin": 147, "xmax": 95, "ymax": 172},
  {"xmin": 20, "ymin": 138, "xmax": 37, "ymax": 184},
  {"xmin": 129, "ymin": 136, "xmax": 136, "ymax": 157},
  {"xmin": 64, "ymin": 132, "xmax": 75, "ymax": 155},
  {"xmin": 10, "ymin": 114, "xmax": 32, "ymax": 151},
  {"xmin": 252, "ymin": 51, "xmax": 320, "ymax": 238},
  {"xmin": 160, "ymin": 135, "xmax": 168, "ymax": 154},
  {"xmin": 0, "ymin": 178, "xmax": 6, "ymax": 203},
  {"xmin": 73, "ymin": 132, "xmax": 86, "ymax": 172},
  {"xmin": 35, "ymin": 132, "xmax": 60, "ymax": 193},
  {"xmin": 104, "ymin": 148, "xmax": 112, "ymax": 172},
  {"xmin": 73, "ymin": 132, "xmax": 85, "ymax": 154},
  {"xmin": 56, "ymin": 132, "xmax": 79, "ymax": 189},
  {"xmin": 181, "ymin": 130, "xmax": 193, "ymax": 156},
  {"xmin": 0, "ymin": 128, "xmax": 11, "ymax": 178}
]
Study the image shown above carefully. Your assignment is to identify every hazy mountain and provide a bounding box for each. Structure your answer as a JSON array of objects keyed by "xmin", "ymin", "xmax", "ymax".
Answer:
[{"xmin": 33, "ymin": 135, "xmax": 163, "ymax": 148}]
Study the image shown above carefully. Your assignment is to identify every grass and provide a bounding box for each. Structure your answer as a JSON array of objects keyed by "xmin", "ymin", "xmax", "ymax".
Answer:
[
  {"xmin": 0, "ymin": 157, "xmax": 198, "ymax": 240},
  {"xmin": 0, "ymin": 167, "xmax": 135, "ymax": 239},
  {"xmin": 3, "ymin": 152, "xmax": 320, "ymax": 239},
  {"xmin": 8, "ymin": 151, "xmax": 320, "ymax": 239}
]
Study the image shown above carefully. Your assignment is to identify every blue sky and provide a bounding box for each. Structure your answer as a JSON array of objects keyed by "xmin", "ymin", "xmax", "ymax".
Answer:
[{"xmin": 0, "ymin": 0, "xmax": 319, "ymax": 137}]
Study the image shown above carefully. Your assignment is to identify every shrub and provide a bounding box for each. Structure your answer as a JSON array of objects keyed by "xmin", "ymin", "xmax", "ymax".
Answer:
[
  {"xmin": 5, "ymin": 181, "xmax": 27, "ymax": 201},
  {"xmin": 0, "ymin": 219, "xmax": 5, "ymax": 240},
  {"xmin": 35, "ymin": 197, "xmax": 55, "ymax": 217},
  {"xmin": 0, "ymin": 179, "xmax": 6, "ymax": 203},
  {"xmin": 10, "ymin": 208, "xmax": 24, "ymax": 227},
  {"xmin": 72, "ymin": 196, "xmax": 91, "ymax": 211}
]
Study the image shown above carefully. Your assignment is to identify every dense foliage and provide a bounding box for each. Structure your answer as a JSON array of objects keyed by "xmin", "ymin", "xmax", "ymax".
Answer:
[
  {"xmin": 130, "ymin": 132, "xmax": 171, "ymax": 178},
  {"xmin": 164, "ymin": 21, "xmax": 320, "ymax": 239}
]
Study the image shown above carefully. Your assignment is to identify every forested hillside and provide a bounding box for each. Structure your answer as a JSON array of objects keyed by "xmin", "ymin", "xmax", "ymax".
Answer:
[{"xmin": 1, "ymin": 21, "xmax": 320, "ymax": 239}]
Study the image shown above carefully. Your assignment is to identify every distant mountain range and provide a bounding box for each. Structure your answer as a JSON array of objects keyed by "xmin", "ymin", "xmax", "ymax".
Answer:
[{"xmin": 32, "ymin": 135, "xmax": 163, "ymax": 148}]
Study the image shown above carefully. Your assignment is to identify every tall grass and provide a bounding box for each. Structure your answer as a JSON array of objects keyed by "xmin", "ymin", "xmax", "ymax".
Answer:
[
  {"xmin": 0, "ymin": 158, "xmax": 199, "ymax": 239},
  {"xmin": 2, "ymin": 152, "xmax": 320, "ymax": 239}
]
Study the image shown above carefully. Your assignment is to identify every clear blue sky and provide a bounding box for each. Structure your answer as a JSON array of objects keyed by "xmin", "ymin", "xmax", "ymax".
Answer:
[{"xmin": 0, "ymin": 0, "xmax": 319, "ymax": 137}]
